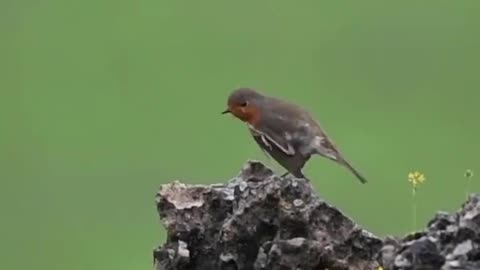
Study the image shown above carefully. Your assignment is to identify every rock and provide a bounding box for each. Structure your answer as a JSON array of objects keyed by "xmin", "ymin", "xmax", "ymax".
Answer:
[
  {"xmin": 152, "ymin": 161, "xmax": 480, "ymax": 270},
  {"xmin": 378, "ymin": 193, "xmax": 480, "ymax": 270},
  {"xmin": 393, "ymin": 238, "xmax": 445, "ymax": 270}
]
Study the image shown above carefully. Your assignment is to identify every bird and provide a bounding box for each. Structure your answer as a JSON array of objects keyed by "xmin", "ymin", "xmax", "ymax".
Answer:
[{"xmin": 221, "ymin": 87, "xmax": 367, "ymax": 184}]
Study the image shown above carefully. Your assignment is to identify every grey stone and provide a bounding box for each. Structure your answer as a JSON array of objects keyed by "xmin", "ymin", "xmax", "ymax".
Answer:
[{"xmin": 153, "ymin": 161, "xmax": 480, "ymax": 270}]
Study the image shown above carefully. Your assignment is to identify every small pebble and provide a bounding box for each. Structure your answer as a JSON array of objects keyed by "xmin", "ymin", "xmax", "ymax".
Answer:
[
  {"xmin": 287, "ymin": 237, "xmax": 306, "ymax": 247},
  {"xmin": 293, "ymin": 199, "xmax": 304, "ymax": 207},
  {"xmin": 178, "ymin": 240, "xmax": 190, "ymax": 258}
]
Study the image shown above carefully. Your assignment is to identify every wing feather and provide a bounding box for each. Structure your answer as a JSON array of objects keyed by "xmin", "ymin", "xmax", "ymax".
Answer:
[{"xmin": 248, "ymin": 124, "xmax": 295, "ymax": 156}]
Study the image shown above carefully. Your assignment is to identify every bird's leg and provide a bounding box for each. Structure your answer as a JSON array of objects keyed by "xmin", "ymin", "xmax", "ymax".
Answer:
[{"xmin": 260, "ymin": 135, "xmax": 272, "ymax": 150}]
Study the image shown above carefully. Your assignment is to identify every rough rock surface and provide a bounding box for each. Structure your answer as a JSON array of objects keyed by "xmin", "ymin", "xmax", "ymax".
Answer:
[
  {"xmin": 379, "ymin": 194, "xmax": 480, "ymax": 270},
  {"xmin": 153, "ymin": 161, "xmax": 480, "ymax": 270}
]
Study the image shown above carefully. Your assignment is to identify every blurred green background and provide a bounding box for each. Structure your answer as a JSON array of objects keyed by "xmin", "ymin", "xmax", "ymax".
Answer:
[{"xmin": 1, "ymin": 1, "xmax": 479, "ymax": 269}]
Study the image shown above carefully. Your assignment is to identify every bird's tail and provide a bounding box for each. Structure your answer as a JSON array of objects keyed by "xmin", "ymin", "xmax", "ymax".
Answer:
[
  {"xmin": 313, "ymin": 135, "xmax": 367, "ymax": 183},
  {"xmin": 339, "ymin": 158, "xmax": 368, "ymax": 184}
]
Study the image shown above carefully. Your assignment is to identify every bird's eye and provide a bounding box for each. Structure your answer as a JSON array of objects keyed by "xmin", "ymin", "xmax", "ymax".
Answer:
[{"xmin": 240, "ymin": 101, "xmax": 248, "ymax": 107}]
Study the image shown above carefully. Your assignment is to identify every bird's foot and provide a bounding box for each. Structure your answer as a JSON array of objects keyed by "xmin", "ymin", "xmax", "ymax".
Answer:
[{"xmin": 280, "ymin": 171, "xmax": 311, "ymax": 182}]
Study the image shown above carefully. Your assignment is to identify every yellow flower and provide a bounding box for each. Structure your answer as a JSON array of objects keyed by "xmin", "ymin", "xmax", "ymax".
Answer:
[
  {"xmin": 376, "ymin": 267, "xmax": 385, "ymax": 270},
  {"xmin": 465, "ymin": 169, "xmax": 473, "ymax": 178},
  {"xmin": 408, "ymin": 171, "xmax": 426, "ymax": 189}
]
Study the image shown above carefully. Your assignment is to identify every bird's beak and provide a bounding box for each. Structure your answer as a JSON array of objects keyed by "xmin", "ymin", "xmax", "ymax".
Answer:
[{"xmin": 221, "ymin": 108, "xmax": 230, "ymax": 115}]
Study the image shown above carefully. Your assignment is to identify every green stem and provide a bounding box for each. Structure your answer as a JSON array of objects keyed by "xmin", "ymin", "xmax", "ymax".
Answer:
[
  {"xmin": 412, "ymin": 187, "xmax": 417, "ymax": 231},
  {"xmin": 466, "ymin": 179, "xmax": 471, "ymax": 200}
]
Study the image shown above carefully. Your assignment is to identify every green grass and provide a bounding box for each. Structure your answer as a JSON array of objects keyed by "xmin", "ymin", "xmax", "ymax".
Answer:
[{"xmin": 1, "ymin": 1, "xmax": 479, "ymax": 269}]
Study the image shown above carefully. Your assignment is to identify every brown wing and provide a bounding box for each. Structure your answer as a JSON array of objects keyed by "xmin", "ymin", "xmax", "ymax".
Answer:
[
  {"xmin": 248, "ymin": 123, "xmax": 295, "ymax": 156},
  {"xmin": 252, "ymin": 97, "xmax": 318, "ymax": 156},
  {"xmin": 249, "ymin": 128, "xmax": 309, "ymax": 178},
  {"xmin": 261, "ymin": 96, "xmax": 368, "ymax": 184}
]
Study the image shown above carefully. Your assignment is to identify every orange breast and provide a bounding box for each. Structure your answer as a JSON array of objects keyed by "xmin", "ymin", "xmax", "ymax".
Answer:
[{"xmin": 230, "ymin": 105, "xmax": 262, "ymax": 127}]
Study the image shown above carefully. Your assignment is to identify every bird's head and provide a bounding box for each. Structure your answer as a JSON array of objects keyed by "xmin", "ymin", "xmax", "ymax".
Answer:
[{"xmin": 222, "ymin": 87, "xmax": 264, "ymax": 124}]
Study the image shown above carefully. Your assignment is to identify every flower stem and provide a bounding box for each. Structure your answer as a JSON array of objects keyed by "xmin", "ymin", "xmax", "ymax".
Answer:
[
  {"xmin": 412, "ymin": 187, "xmax": 417, "ymax": 231},
  {"xmin": 466, "ymin": 179, "xmax": 471, "ymax": 200}
]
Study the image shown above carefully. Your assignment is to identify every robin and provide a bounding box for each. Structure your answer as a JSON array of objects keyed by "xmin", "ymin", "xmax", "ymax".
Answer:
[{"xmin": 221, "ymin": 87, "xmax": 367, "ymax": 184}]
